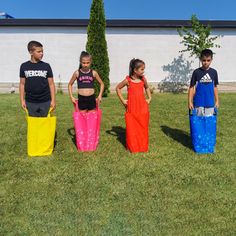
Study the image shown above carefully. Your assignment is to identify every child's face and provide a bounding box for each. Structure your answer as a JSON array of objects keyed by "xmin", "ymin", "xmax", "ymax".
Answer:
[
  {"xmin": 81, "ymin": 57, "xmax": 92, "ymax": 70},
  {"xmin": 134, "ymin": 64, "xmax": 145, "ymax": 77},
  {"xmin": 30, "ymin": 47, "xmax": 43, "ymax": 61},
  {"xmin": 200, "ymin": 56, "xmax": 212, "ymax": 69}
]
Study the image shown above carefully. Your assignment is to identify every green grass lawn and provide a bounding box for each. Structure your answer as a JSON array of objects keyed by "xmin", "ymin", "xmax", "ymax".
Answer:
[{"xmin": 0, "ymin": 93, "xmax": 236, "ymax": 235}]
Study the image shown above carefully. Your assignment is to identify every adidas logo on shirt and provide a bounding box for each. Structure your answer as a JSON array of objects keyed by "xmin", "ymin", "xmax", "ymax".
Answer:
[{"xmin": 200, "ymin": 73, "xmax": 212, "ymax": 83}]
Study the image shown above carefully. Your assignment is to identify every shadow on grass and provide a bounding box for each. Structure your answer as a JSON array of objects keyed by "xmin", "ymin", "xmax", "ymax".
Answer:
[
  {"xmin": 54, "ymin": 131, "xmax": 58, "ymax": 148},
  {"xmin": 161, "ymin": 125, "xmax": 192, "ymax": 150},
  {"xmin": 67, "ymin": 128, "xmax": 76, "ymax": 147},
  {"xmin": 106, "ymin": 126, "xmax": 126, "ymax": 148}
]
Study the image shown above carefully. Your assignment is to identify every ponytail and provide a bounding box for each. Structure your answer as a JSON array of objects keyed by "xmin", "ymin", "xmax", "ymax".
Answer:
[{"xmin": 129, "ymin": 58, "xmax": 136, "ymax": 77}]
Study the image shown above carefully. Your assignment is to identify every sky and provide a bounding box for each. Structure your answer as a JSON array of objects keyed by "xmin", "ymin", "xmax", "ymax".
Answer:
[{"xmin": 0, "ymin": 0, "xmax": 236, "ymax": 20}]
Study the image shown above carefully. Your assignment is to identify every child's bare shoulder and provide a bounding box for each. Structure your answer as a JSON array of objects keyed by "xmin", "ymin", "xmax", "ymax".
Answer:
[
  {"xmin": 92, "ymin": 70, "xmax": 98, "ymax": 76},
  {"xmin": 74, "ymin": 70, "xmax": 79, "ymax": 76}
]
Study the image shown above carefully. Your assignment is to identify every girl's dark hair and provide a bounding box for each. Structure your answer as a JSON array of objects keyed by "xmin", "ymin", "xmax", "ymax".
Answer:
[
  {"xmin": 129, "ymin": 58, "xmax": 145, "ymax": 77},
  {"xmin": 79, "ymin": 51, "xmax": 91, "ymax": 69}
]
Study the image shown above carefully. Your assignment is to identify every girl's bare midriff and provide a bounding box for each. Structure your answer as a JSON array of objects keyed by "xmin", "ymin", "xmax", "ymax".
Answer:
[{"xmin": 78, "ymin": 88, "xmax": 95, "ymax": 96}]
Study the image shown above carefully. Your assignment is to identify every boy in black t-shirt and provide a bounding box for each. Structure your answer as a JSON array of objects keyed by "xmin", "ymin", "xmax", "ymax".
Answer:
[{"xmin": 19, "ymin": 41, "xmax": 56, "ymax": 117}]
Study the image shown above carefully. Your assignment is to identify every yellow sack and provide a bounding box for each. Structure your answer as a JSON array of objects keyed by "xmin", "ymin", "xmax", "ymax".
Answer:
[{"xmin": 26, "ymin": 109, "xmax": 56, "ymax": 157}]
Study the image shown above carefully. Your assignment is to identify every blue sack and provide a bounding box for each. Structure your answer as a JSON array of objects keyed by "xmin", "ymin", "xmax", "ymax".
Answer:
[{"xmin": 189, "ymin": 109, "xmax": 217, "ymax": 154}]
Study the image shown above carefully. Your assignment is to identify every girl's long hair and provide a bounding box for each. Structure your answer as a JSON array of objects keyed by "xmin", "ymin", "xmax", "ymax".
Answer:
[{"xmin": 129, "ymin": 58, "xmax": 145, "ymax": 77}]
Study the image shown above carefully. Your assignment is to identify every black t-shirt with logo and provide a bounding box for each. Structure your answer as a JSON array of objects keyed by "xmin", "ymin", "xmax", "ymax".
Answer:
[
  {"xmin": 20, "ymin": 61, "xmax": 53, "ymax": 103},
  {"xmin": 190, "ymin": 67, "xmax": 219, "ymax": 87}
]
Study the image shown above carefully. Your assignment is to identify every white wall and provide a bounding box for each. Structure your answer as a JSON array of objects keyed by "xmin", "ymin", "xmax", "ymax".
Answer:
[
  {"xmin": 0, "ymin": 26, "xmax": 236, "ymax": 84},
  {"xmin": 0, "ymin": 27, "xmax": 87, "ymax": 84}
]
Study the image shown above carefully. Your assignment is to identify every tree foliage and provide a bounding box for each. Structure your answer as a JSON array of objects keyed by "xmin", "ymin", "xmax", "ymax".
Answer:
[
  {"xmin": 86, "ymin": 0, "xmax": 110, "ymax": 96},
  {"xmin": 177, "ymin": 15, "xmax": 220, "ymax": 58}
]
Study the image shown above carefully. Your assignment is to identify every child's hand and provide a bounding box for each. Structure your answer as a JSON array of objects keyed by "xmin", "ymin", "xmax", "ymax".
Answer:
[
  {"xmin": 70, "ymin": 96, "xmax": 76, "ymax": 104},
  {"xmin": 50, "ymin": 100, "xmax": 56, "ymax": 111},
  {"xmin": 96, "ymin": 95, "xmax": 102, "ymax": 104},
  {"xmin": 21, "ymin": 100, "xmax": 26, "ymax": 110},
  {"xmin": 122, "ymin": 99, "xmax": 128, "ymax": 107},
  {"xmin": 215, "ymin": 100, "xmax": 219, "ymax": 108},
  {"xmin": 146, "ymin": 98, "xmax": 151, "ymax": 104},
  {"xmin": 188, "ymin": 102, "xmax": 194, "ymax": 110}
]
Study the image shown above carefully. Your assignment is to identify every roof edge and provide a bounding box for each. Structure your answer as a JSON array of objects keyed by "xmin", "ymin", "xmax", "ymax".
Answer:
[{"xmin": 0, "ymin": 19, "xmax": 236, "ymax": 28}]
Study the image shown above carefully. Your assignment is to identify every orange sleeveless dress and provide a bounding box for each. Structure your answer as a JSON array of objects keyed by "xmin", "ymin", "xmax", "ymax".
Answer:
[{"xmin": 125, "ymin": 76, "xmax": 150, "ymax": 153}]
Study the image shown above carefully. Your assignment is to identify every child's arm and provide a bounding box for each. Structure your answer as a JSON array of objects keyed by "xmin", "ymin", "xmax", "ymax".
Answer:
[
  {"xmin": 116, "ymin": 78, "xmax": 128, "ymax": 107},
  {"xmin": 188, "ymin": 70, "xmax": 197, "ymax": 110},
  {"xmin": 214, "ymin": 86, "xmax": 219, "ymax": 108},
  {"xmin": 143, "ymin": 78, "xmax": 152, "ymax": 104},
  {"xmin": 48, "ymin": 77, "xmax": 56, "ymax": 111},
  {"xmin": 93, "ymin": 70, "xmax": 104, "ymax": 103},
  {"xmin": 68, "ymin": 71, "xmax": 78, "ymax": 104},
  {"xmin": 214, "ymin": 71, "xmax": 219, "ymax": 108},
  {"xmin": 188, "ymin": 86, "xmax": 195, "ymax": 110},
  {"xmin": 19, "ymin": 77, "xmax": 26, "ymax": 110}
]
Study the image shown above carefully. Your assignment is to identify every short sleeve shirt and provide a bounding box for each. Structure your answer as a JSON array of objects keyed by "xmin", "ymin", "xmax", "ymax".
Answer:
[
  {"xmin": 190, "ymin": 67, "xmax": 219, "ymax": 88},
  {"xmin": 190, "ymin": 67, "xmax": 219, "ymax": 107},
  {"xmin": 20, "ymin": 61, "xmax": 53, "ymax": 103}
]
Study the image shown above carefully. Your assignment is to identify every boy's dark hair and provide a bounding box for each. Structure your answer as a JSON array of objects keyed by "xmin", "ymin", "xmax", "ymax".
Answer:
[
  {"xmin": 129, "ymin": 58, "xmax": 145, "ymax": 77},
  {"xmin": 79, "ymin": 51, "xmax": 91, "ymax": 69},
  {"xmin": 200, "ymin": 49, "xmax": 213, "ymax": 59},
  {"xmin": 27, "ymin": 41, "xmax": 43, "ymax": 52}
]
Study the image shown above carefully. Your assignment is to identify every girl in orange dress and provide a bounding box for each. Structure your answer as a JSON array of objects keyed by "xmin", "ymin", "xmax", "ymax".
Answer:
[{"xmin": 116, "ymin": 59, "xmax": 151, "ymax": 153}]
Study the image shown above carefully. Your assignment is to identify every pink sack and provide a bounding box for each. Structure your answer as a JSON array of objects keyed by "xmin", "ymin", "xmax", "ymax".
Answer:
[{"xmin": 73, "ymin": 100, "xmax": 102, "ymax": 151}]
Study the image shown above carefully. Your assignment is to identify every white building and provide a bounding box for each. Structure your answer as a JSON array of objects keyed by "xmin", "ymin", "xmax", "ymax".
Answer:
[{"xmin": 0, "ymin": 19, "xmax": 236, "ymax": 92}]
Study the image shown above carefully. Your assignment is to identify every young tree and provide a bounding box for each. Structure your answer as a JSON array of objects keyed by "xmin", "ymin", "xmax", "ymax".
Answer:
[
  {"xmin": 178, "ymin": 15, "xmax": 220, "ymax": 60},
  {"xmin": 86, "ymin": 0, "xmax": 110, "ymax": 97}
]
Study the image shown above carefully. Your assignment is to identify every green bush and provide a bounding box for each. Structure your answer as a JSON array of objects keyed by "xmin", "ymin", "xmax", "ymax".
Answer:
[{"xmin": 86, "ymin": 0, "xmax": 110, "ymax": 97}]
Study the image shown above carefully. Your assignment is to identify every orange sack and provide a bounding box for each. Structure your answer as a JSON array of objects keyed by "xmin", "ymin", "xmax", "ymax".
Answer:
[{"xmin": 125, "ymin": 76, "xmax": 150, "ymax": 153}]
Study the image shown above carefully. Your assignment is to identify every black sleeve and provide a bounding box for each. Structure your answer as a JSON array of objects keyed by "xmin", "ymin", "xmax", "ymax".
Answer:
[
  {"xmin": 190, "ymin": 70, "xmax": 197, "ymax": 87},
  {"xmin": 19, "ymin": 64, "xmax": 25, "ymax": 78},
  {"xmin": 214, "ymin": 70, "xmax": 219, "ymax": 87},
  {"xmin": 47, "ymin": 64, "xmax": 53, "ymax": 78}
]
